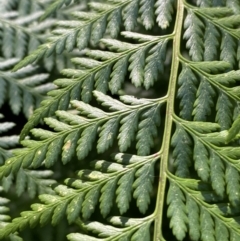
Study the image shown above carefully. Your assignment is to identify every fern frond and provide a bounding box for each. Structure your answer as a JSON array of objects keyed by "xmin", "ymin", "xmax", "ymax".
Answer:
[
  {"xmin": 0, "ymin": 11, "xmax": 47, "ymax": 58},
  {"xmin": 19, "ymin": 36, "xmax": 168, "ymax": 139},
  {"xmin": 176, "ymin": 59, "xmax": 240, "ymax": 131},
  {"xmin": 0, "ymin": 116, "xmax": 22, "ymax": 240},
  {"xmin": 0, "ymin": 186, "xmax": 23, "ymax": 241},
  {"xmin": 14, "ymin": 0, "xmax": 175, "ymax": 71},
  {"xmin": 171, "ymin": 116, "xmax": 240, "ymax": 210},
  {"xmin": 0, "ymin": 91, "xmax": 164, "ymax": 178},
  {"xmin": 184, "ymin": 3, "xmax": 240, "ymax": 66},
  {"xmin": 0, "ymin": 114, "xmax": 56, "ymax": 199},
  {"xmin": 0, "ymin": 113, "xmax": 57, "ymax": 240},
  {"xmin": 0, "ymin": 59, "xmax": 52, "ymax": 118},
  {"xmin": 67, "ymin": 216, "xmax": 153, "ymax": 241},
  {"xmin": 14, "ymin": 169, "xmax": 56, "ymax": 198},
  {"xmin": 3, "ymin": 0, "xmax": 240, "ymax": 240},
  {"xmin": 167, "ymin": 174, "xmax": 240, "ymax": 241},
  {"xmin": 0, "ymin": 153, "xmax": 157, "ymax": 238},
  {"xmin": 0, "ymin": 114, "xmax": 18, "ymax": 165},
  {"xmin": 0, "ymin": 0, "xmax": 77, "ymax": 73},
  {"xmin": 40, "ymin": 0, "xmax": 81, "ymax": 20}
]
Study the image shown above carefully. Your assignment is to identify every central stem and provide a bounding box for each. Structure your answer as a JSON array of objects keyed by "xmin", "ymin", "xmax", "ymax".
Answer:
[{"xmin": 153, "ymin": 0, "xmax": 185, "ymax": 240}]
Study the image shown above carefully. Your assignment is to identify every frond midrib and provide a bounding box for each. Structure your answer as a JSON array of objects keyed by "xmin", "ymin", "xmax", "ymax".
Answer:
[{"xmin": 153, "ymin": 0, "xmax": 185, "ymax": 239}]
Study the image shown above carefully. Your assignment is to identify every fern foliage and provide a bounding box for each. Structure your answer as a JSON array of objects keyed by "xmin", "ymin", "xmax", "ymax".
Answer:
[
  {"xmin": 0, "ymin": 0, "xmax": 49, "ymax": 58},
  {"xmin": 13, "ymin": 0, "xmax": 174, "ymax": 71},
  {"xmin": 0, "ymin": 0, "xmax": 55, "ymax": 119},
  {"xmin": 0, "ymin": 115, "xmax": 20, "ymax": 241},
  {"xmin": 1, "ymin": 0, "xmax": 240, "ymax": 241},
  {"xmin": 0, "ymin": 58, "xmax": 52, "ymax": 118},
  {"xmin": 0, "ymin": 114, "xmax": 57, "ymax": 241},
  {"xmin": 0, "ymin": 114, "xmax": 18, "ymax": 165}
]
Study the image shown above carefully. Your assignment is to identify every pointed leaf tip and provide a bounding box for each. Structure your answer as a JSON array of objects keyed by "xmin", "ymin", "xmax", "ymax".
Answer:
[{"xmin": 226, "ymin": 116, "xmax": 240, "ymax": 143}]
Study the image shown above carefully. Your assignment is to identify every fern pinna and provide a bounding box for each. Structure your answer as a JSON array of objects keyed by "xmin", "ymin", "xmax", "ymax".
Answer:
[{"xmin": 1, "ymin": 0, "xmax": 240, "ymax": 240}]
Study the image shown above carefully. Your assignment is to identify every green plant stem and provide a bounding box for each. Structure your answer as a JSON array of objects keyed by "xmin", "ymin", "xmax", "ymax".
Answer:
[{"xmin": 153, "ymin": 0, "xmax": 185, "ymax": 240}]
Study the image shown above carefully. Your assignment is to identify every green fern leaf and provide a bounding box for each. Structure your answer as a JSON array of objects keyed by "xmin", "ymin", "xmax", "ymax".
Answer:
[
  {"xmin": 136, "ymin": 104, "xmax": 161, "ymax": 155},
  {"xmin": 100, "ymin": 178, "xmax": 117, "ymax": 218},
  {"xmin": 167, "ymin": 182, "xmax": 188, "ymax": 240},
  {"xmin": 171, "ymin": 125, "xmax": 192, "ymax": 177},
  {"xmin": 183, "ymin": 10, "xmax": 204, "ymax": 61},
  {"xmin": 3, "ymin": 0, "xmax": 240, "ymax": 240},
  {"xmin": 0, "ymin": 60, "xmax": 51, "ymax": 118},
  {"xmin": 18, "ymin": 37, "xmax": 168, "ymax": 140},
  {"xmin": 155, "ymin": 0, "xmax": 175, "ymax": 29},
  {"xmin": 98, "ymin": 118, "xmax": 119, "ymax": 154},
  {"xmin": 118, "ymin": 111, "xmax": 139, "ymax": 152},
  {"xmin": 116, "ymin": 169, "xmax": 135, "ymax": 214},
  {"xmin": 133, "ymin": 160, "xmax": 155, "ymax": 213},
  {"xmin": 200, "ymin": 207, "xmax": 215, "ymax": 241},
  {"xmin": 186, "ymin": 196, "xmax": 200, "ymax": 240}
]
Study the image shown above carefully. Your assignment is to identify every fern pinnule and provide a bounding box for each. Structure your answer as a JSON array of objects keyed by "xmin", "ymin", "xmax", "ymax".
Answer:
[
  {"xmin": 193, "ymin": 77, "xmax": 216, "ymax": 121},
  {"xmin": 186, "ymin": 195, "xmax": 200, "ymax": 240},
  {"xmin": 203, "ymin": 22, "xmax": 220, "ymax": 61},
  {"xmin": 220, "ymin": 32, "xmax": 237, "ymax": 67},
  {"xmin": 209, "ymin": 151, "xmax": 225, "ymax": 198},
  {"xmin": 193, "ymin": 138, "xmax": 210, "ymax": 182},
  {"xmin": 210, "ymin": 70, "xmax": 240, "ymax": 85},
  {"xmin": 225, "ymin": 164, "xmax": 240, "ymax": 207},
  {"xmin": 183, "ymin": 10, "xmax": 204, "ymax": 61},
  {"xmin": 167, "ymin": 182, "xmax": 188, "ymax": 241},
  {"xmin": 226, "ymin": 115, "xmax": 240, "ymax": 142},
  {"xmin": 155, "ymin": 0, "xmax": 175, "ymax": 29},
  {"xmin": 216, "ymin": 91, "xmax": 233, "ymax": 130},
  {"xmin": 217, "ymin": 14, "xmax": 240, "ymax": 29},
  {"xmin": 171, "ymin": 125, "xmax": 192, "ymax": 178},
  {"xmin": 177, "ymin": 65, "xmax": 198, "ymax": 120}
]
